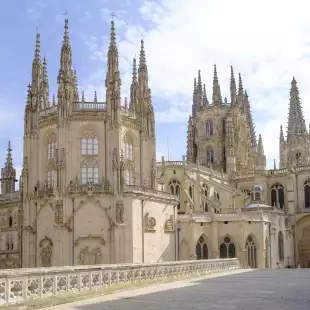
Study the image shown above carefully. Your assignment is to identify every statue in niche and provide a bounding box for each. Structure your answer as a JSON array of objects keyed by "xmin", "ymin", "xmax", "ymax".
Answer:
[
  {"xmin": 39, "ymin": 236, "xmax": 53, "ymax": 267},
  {"xmin": 144, "ymin": 212, "xmax": 156, "ymax": 232},
  {"xmin": 6, "ymin": 234, "xmax": 13, "ymax": 251}
]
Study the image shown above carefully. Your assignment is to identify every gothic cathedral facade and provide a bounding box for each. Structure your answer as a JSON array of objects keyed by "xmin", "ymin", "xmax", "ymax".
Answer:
[{"xmin": 0, "ymin": 19, "xmax": 310, "ymax": 269}]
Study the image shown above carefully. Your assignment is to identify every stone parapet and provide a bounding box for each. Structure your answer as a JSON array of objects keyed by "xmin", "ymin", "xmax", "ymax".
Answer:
[{"xmin": 0, "ymin": 258, "xmax": 242, "ymax": 307}]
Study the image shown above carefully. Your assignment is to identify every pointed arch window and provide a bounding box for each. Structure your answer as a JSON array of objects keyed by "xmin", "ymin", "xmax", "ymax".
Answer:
[
  {"xmin": 270, "ymin": 183, "xmax": 285, "ymax": 209},
  {"xmin": 81, "ymin": 158, "xmax": 99, "ymax": 184},
  {"xmin": 169, "ymin": 180, "xmax": 180, "ymax": 196},
  {"xmin": 81, "ymin": 131, "xmax": 99, "ymax": 155},
  {"xmin": 278, "ymin": 231, "xmax": 284, "ymax": 261},
  {"xmin": 124, "ymin": 134, "xmax": 134, "ymax": 160},
  {"xmin": 196, "ymin": 235, "xmax": 208, "ymax": 260},
  {"xmin": 47, "ymin": 168, "xmax": 56, "ymax": 187},
  {"xmin": 206, "ymin": 148, "xmax": 214, "ymax": 164},
  {"xmin": 206, "ymin": 119, "xmax": 213, "ymax": 137},
  {"xmin": 246, "ymin": 235, "xmax": 257, "ymax": 268},
  {"xmin": 220, "ymin": 236, "xmax": 236, "ymax": 258},
  {"xmin": 46, "ymin": 133, "xmax": 56, "ymax": 160},
  {"xmin": 125, "ymin": 167, "xmax": 135, "ymax": 185},
  {"xmin": 304, "ymin": 179, "xmax": 310, "ymax": 208}
]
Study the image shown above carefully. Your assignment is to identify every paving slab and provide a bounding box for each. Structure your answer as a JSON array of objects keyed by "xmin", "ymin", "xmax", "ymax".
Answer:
[{"xmin": 44, "ymin": 269, "xmax": 310, "ymax": 310}]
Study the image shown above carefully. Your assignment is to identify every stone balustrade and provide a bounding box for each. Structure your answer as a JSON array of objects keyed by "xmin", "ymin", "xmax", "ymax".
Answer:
[{"xmin": 0, "ymin": 258, "xmax": 241, "ymax": 307}]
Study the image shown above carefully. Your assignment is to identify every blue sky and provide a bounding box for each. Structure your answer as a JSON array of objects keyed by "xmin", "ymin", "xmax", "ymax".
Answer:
[{"xmin": 1, "ymin": 0, "xmax": 310, "ymax": 179}]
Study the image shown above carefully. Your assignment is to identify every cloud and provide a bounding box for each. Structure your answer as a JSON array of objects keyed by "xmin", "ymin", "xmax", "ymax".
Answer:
[{"xmin": 82, "ymin": 0, "xmax": 310, "ymax": 166}]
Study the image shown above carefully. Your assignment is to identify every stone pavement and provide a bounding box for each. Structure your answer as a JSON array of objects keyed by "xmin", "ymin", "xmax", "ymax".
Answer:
[{"xmin": 45, "ymin": 269, "xmax": 310, "ymax": 310}]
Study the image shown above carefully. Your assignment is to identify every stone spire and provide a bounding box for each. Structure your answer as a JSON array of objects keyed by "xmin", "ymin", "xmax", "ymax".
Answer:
[
  {"xmin": 280, "ymin": 124, "xmax": 284, "ymax": 143},
  {"xmin": 212, "ymin": 65, "xmax": 222, "ymax": 105},
  {"xmin": 0, "ymin": 141, "xmax": 17, "ymax": 194},
  {"xmin": 203, "ymin": 84, "xmax": 209, "ymax": 108},
  {"xmin": 73, "ymin": 70, "xmax": 79, "ymax": 101},
  {"xmin": 196, "ymin": 70, "xmax": 203, "ymax": 109},
  {"xmin": 42, "ymin": 57, "xmax": 49, "ymax": 99},
  {"xmin": 31, "ymin": 32, "xmax": 42, "ymax": 93},
  {"xmin": 244, "ymin": 90, "xmax": 257, "ymax": 149},
  {"xmin": 257, "ymin": 134, "xmax": 264, "ymax": 155},
  {"xmin": 58, "ymin": 19, "xmax": 72, "ymax": 77},
  {"xmin": 287, "ymin": 77, "xmax": 307, "ymax": 140},
  {"xmin": 256, "ymin": 134, "xmax": 266, "ymax": 169},
  {"xmin": 129, "ymin": 57, "xmax": 139, "ymax": 113},
  {"xmin": 238, "ymin": 73, "xmax": 243, "ymax": 96},
  {"xmin": 105, "ymin": 20, "xmax": 121, "ymax": 125},
  {"xmin": 192, "ymin": 77, "xmax": 197, "ymax": 115},
  {"xmin": 230, "ymin": 66, "xmax": 236, "ymax": 105},
  {"xmin": 273, "ymin": 159, "xmax": 277, "ymax": 170},
  {"xmin": 138, "ymin": 39, "xmax": 149, "ymax": 95}
]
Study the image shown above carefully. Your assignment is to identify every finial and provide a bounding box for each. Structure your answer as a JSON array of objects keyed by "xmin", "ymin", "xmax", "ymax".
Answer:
[
  {"xmin": 94, "ymin": 90, "xmax": 97, "ymax": 103},
  {"xmin": 82, "ymin": 91, "xmax": 85, "ymax": 102},
  {"xmin": 52, "ymin": 94, "xmax": 56, "ymax": 105}
]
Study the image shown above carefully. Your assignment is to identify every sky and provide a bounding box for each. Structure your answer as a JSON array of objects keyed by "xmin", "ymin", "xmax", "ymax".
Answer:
[{"xmin": 1, "ymin": 0, "xmax": 310, "ymax": 180}]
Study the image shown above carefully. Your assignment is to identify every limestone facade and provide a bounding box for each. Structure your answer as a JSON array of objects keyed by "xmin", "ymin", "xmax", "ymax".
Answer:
[{"xmin": 1, "ymin": 18, "xmax": 310, "ymax": 269}]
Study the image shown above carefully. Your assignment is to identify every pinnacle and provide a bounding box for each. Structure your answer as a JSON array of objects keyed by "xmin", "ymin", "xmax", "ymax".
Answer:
[
  {"xmin": 5, "ymin": 141, "xmax": 13, "ymax": 168},
  {"xmin": 109, "ymin": 20, "xmax": 117, "ymax": 53},
  {"xmin": 139, "ymin": 39, "xmax": 147, "ymax": 70},
  {"xmin": 238, "ymin": 73, "xmax": 243, "ymax": 95},
  {"xmin": 34, "ymin": 32, "xmax": 41, "ymax": 62},
  {"xmin": 132, "ymin": 58, "xmax": 137, "ymax": 82}
]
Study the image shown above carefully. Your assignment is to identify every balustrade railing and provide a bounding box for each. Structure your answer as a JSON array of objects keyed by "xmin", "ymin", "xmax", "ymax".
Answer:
[{"xmin": 0, "ymin": 258, "xmax": 241, "ymax": 306}]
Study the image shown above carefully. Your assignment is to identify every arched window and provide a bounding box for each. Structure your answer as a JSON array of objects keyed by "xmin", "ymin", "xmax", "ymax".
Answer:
[
  {"xmin": 202, "ymin": 183, "xmax": 208, "ymax": 197},
  {"xmin": 81, "ymin": 131, "xmax": 99, "ymax": 155},
  {"xmin": 278, "ymin": 231, "xmax": 284, "ymax": 261},
  {"xmin": 220, "ymin": 236, "xmax": 236, "ymax": 258},
  {"xmin": 81, "ymin": 158, "xmax": 99, "ymax": 184},
  {"xmin": 196, "ymin": 235, "xmax": 208, "ymax": 260},
  {"xmin": 304, "ymin": 179, "xmax": 310, "ymax": 208},
  {"xmin": 189, "ymin": 185, "xmax": 194, "ymax": 200},
  {"xmin": 245, "ymin": 235, "xmax": 257, "ymax": 268},
  {"xmin": 8, "ymin": 216, "xmax": 12, "ymax": 227},
  {"xmin": 125, "ymin": 167, "xmax": 134, "ymax": 185},
  {"xmin": 270, "ymin": 183, "xmax": 285, "ymax": 208},
  {"xmin": 206, "ymin": 148, "xmax": 214, "ymax": 164},
  {"xmin": 124, "ymin": 134, "xmax": 134, "ymax": 160},
  {"xmin": 206, "ymin": 119, "xmax": 213, "ymax": 137},
  {"xmin": 47, "ymin": 168, "xmax": 56, "ymax": 187},
  {"xmin": 46, "ymin": 133, "xmax": 56, "ymax": 160},
  {"xmin": 169, "ymin": 180, "xmax": 180, "ymax": 196}
]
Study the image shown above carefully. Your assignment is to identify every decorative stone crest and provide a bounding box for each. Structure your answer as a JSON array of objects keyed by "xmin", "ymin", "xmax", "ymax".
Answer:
[
  {"xmin": 144, "ymin": 212, "xmax": 156, "ymax": 232},
  {"xmin": 78, "ymin": 246, "xmax": 102, "ymax": 265},
  {"xmin": 39, "ymin": 236, "xmax": 53, "ymax": 267},
  {"xmin": 164, "ymin": 215, "xmax": 174, "ymax": 233}
]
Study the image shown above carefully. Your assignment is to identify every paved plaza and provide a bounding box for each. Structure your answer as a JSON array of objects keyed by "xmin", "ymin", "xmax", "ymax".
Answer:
[{"xmin": 46, "ymin": 269, "xmax": 310, "ymax": 310}]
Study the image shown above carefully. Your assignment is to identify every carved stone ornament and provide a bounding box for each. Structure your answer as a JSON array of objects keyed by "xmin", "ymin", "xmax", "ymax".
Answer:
[
  {"xmin": 164, "ymin": 215, "xmax": 174, "ymax": 233},
  {"xmin": 144, "ymin": 212, "xmax": 156, "ymax": 232},
  {"xmin": 55, "ymin": 200, "xmax": 63, "ymax": 224},
  {"xmin": 75, "ymin": 234, "xmax": 106, "ymax": 246},
  {"xmin": 39, "ymin": 236, "xmax": 53, "ymax": 267},
  {"xmin": 78, "ymin": 246, "xmax": 102, "ymax": 265},
  {"xmin": 116, "ymin": 202, "xmax": 124, "ymax": 224}
]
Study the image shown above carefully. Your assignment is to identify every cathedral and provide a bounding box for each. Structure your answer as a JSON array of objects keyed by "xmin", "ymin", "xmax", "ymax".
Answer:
[{"xmin": 0, "ymin": 18, "xmax": 309, "ymax": 269}]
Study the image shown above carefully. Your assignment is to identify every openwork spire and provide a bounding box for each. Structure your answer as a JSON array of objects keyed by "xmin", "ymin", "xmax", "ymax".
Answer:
[
  {"xmin": 230, "ymin": 66, "xmax": 236, "ymax": 105},
  {"xmin": 130, "ymin": 58, "xmax": 139, "ymax": 112},
  {"xmin": 257, "ymin": 134, "xmax": 264, "ymax": 155},
  {"xmin": 238, "ymin": 73, "xmax": 243, "ymax": 96},
  {"xmin": 192, "ymin": 77, "xmax": 197, "ymax": 115},
  {"xmin": 280, "ymin": 124, "xmax": 284, "ymax": 142},
  {"xmin": 287, "ymin": 77, "xmax": 307, "ymax": 139},
  {"xmin": 244, "ymin": 90, "xmax": 257, "ymax": 148},
  {"xmin": 203, "ymin": 84, "xmax": 209, "ymax": 107},
  {"xmin": 0, "ymin": 141, "xmax": 16, "ymax": 194},
  {"xmin": 34, "ymin": 32, "xmax": 41, "ymax": 64},
  {"xmin": 212, "ymin": 64, "xmax": 222, "ymax": 105},
  {"xmin": 31, "ymin": 32, "xmax": 42, "ymax": 93}
]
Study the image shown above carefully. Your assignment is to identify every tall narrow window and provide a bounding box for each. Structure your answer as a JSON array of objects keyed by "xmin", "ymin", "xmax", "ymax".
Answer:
[
  {"xmin": 220, "ymin": 236, "xmax": 236, "ymax": 258},
  {"xmin": 47, "ymin": 170, "xmax": 56, "ymax": 187},
  {"xmin": 246, "ymin": 235, "xmax": 257, "ymax": 268},
  {"xmin": 270, "ymin": 183, "xmax": 285, "ymax": 209},
  {"xmin": 46, "ymin": 132, "xmax": 56, "ymax": 160},
  {"xmin": 206, "ymin": 148, "xmax": 214, "ymax": 164},
  {"xmin": 196, "ymin": 235, "xmax": 208, "ymax": 260},
  {"xmin": 81, "ymin": 158, "xmax": 99, "ymax": 184},
  {"xmin": 206, "ymin": 119, "xmax": 213, "ymax": 137},
  {"xmin": 278, "ymin": 231, "xmax": 284, "ymax": 261},
  {"xmin": 81, "ymin": 131, "xmax": 99, "ymax": 155},
  {"xmin": 125, "ymin": 168, "xmax": 134, "ymax": 185},
  {"xmin": 169, "ymin": 180, "xmax": 180, "ymax": 196},
  {"xmin": 304, "ymin": 179, "xmax": 310, "ymax": 208},
  {"xmin": 124, "ymin": 134, "xmax": 134, "ymax": 160}
]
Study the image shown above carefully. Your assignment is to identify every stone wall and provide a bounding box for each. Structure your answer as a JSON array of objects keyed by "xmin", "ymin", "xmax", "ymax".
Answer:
[{"xmin": 0, "ymin": 258, "xmax": 242, "ymax": 307}]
